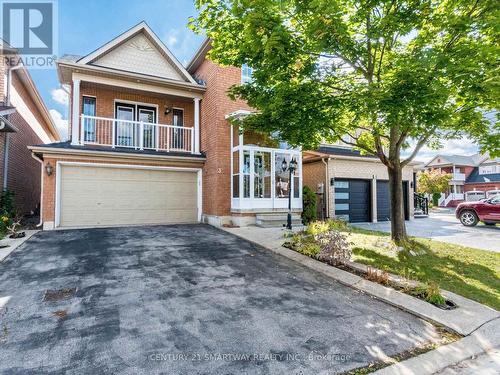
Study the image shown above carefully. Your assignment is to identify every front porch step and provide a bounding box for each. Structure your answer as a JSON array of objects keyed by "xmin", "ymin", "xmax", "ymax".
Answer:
[{"xmin": 255, "ymin": 213, "xmax": 303, "ymax": 228}]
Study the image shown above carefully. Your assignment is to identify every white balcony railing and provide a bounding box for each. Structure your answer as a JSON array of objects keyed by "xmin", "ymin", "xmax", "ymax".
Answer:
[
  {"xmin": 439, "ymin": 193, "xmax": 465, "ymax": 206},
  {"xmin": 80, "ymin": 115, "xmax": 194, "ymax": 153},
  {"xmin": 452, "ymin": 172, "xmax": 466, "ymax": 181}
]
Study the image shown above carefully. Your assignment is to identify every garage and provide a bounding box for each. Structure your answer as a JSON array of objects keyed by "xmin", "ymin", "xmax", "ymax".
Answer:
[
  {"xmin": 334, "ymin": 179, "xmax": 371, "ymax": 223},
  {"xmin": 57, "ymin": 164, "xmax": 199, "ymax": 228},
  {"xmin": 377, "ymin": 181, "xmax": 409, "ymax": 222}
]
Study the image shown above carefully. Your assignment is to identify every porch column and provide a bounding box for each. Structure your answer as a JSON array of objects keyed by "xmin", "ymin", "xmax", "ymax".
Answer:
[
  {"xmin": 194, "ymin": 98, "xmax": 200, "ymax": 153},
  {"xmin": 71, "ymin": 78, "xmax": 81, "ymax": 145}
]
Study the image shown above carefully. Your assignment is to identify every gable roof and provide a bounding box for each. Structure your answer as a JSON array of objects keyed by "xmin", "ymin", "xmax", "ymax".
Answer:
[
  {"xmin": 77, "ymin": 22, "xmax": 197, "ymax": 84},
  {"xmin": 187, "ymin": 38, "xmax": 212, "ymax": 74},
  {"xmin": 425, "ymin": 153, "xmax": 490, "ymax": 167}
]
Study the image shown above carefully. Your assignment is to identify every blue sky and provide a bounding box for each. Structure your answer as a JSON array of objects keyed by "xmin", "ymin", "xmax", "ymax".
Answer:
[{"xmin": 29, "ymin": 0, "xmax": 204, "ymax": 140}]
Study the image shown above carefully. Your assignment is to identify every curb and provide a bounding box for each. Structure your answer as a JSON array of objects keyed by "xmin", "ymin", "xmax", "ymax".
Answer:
[{"xmin": 0, "ymin": 230, "xmax": 39, "ymax": 262}]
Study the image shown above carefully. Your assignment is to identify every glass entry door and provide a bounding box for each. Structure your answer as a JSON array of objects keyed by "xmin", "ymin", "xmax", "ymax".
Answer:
[
  {"xmin": 116, "ymin": 104, "xmax": 135, "ymax": 147},
  {"xmin": 138, "ymin": 106, "xmax": 156, "ymax": 149}
]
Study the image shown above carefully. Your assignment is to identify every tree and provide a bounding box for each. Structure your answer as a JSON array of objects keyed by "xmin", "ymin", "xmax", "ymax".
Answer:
[
  {"xmin": 191, "ymin": 0, "xmax": 499, "ymax": 242},
  {"xmin": 417, "ymin": 170, "xmax": 452, "ymax": 205},
  {"xmin": 302, "ymin": 185, "xmax": 317, "ymax": 224}
]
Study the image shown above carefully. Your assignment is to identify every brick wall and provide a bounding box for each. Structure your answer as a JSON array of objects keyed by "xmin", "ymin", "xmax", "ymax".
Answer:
[
  {"xmin": 1, "ymin": 70, "xmax": 46, "ymax": 214},
  {"xmin": 303, "ymin": 160, "xmax": 326, "ymax": 193},
  {"xmin": 465, "ymin": 183, "xmax": 499, "ymax": 192},
  {"xmin": 194, "ymin": 60, "xmax": 251, "ymax": 217}
]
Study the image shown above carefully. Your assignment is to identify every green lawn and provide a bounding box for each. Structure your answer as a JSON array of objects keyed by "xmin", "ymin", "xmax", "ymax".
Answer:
[{"xmin": 343, "ymin": 227, "xmax": 500, "ymax": 310}]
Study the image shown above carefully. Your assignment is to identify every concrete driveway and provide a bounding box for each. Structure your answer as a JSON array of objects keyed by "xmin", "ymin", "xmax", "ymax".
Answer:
[
  {"xmin": 353, "ymin": 210, "xmax": 500, "ymax": 252},
  {"xmin": 0, "ymin": 225, "xmax": 442, "ymax": 374}
]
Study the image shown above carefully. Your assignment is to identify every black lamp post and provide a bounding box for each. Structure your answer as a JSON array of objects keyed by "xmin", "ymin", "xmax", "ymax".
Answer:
[{"xmin": 281, "ymin": 156, "xmax": 298, "ymax": 229}]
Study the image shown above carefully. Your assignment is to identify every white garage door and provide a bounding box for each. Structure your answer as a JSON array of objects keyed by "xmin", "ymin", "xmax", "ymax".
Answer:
[{"xmin": 59, "ymin": 164, "xmax": 199, "ymax": 228}]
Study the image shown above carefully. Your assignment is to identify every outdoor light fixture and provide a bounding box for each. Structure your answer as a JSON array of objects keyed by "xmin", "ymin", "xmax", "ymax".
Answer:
[
  {"xmin": 164, "ymin": 107, "xmax": 172, "ymax": 116},
  {"xmin": 45, "ymin": 162, "xmax": 53, "ymax": 176},
  {"xmin": 282, "ymin": 157, "xmax": 298, "ymax": 230}
]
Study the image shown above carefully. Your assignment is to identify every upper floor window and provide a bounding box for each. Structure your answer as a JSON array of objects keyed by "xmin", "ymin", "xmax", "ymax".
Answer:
[
  {"xmin": 241, "ymin": 64, "xmax": 253, "ymax": 84},
  {"xmin": 479, "ymin": 165, "xmax": 497, "ymax": 175}
]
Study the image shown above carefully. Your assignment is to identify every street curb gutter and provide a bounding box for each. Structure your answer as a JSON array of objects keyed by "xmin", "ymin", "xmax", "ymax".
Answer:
[{"xmin": 220, "ymin": 226, "xmax": 500, "ymax": 374}]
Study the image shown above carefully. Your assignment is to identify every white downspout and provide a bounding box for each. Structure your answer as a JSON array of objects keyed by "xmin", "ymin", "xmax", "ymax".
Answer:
[{"xmin": 31, "ymin": 153, "xmax": 44, "ymax": 228}]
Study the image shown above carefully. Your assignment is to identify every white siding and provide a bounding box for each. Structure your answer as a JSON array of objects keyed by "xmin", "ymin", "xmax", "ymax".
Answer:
[{"xmin": 93, "ymin": 33, "xmax": 185, "ymax": 81}]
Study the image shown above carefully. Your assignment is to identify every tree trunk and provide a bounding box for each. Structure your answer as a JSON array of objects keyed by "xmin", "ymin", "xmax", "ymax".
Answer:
[{"xmin": 387, "ymin": 163, "xmax": 407, "ymax": 243}]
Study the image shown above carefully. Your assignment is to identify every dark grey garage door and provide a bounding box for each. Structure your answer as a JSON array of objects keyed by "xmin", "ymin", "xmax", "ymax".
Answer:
[
  {"xmin": 334, "ymin": 179, "xmax": 371, "ymax": 223},
  {"xmin": 377, "ymin": 181, "xmax": 409, "ymax": 221}
]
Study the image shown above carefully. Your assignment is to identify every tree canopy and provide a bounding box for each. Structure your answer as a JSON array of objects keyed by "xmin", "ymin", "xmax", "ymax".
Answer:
[{"xmin": 191, "ymin": 0, "xmax": 499, "ymax": 161}]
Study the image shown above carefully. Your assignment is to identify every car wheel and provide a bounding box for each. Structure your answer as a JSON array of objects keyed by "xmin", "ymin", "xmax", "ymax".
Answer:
[{"xmin": 460, "ymin": 210, "xmax": 478, "ymax": 227}]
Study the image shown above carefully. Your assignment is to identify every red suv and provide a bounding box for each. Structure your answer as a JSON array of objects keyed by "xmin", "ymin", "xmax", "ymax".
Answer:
[{"xmin": 456, "ymin": 195, "xmax": 500, "ymax": 226}]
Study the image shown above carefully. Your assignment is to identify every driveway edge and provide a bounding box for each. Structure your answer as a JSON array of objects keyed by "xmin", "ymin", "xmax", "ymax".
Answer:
[{"xmin": 0, "ymin": 230, "xmax": 39, "ymax": 262}]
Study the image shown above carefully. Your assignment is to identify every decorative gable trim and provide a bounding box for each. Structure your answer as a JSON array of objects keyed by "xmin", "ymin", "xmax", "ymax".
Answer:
[{"xmin": 77, "ymin": 21, "xmax": 197, "ymax": 84}]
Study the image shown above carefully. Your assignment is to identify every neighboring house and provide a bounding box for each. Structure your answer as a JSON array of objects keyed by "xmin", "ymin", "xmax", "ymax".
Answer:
[
  {"xmin": 425, "ymin": 153, "xmax": 500, "ymax": 206},
  {"xmin": 29, "ymin": 22, "xmax": 302, "ymax": 230},
  {"xmin": 0, "ymin": 48, "xmax": 60, "ymax": 216},
  {"xmin": 303, "ymin": 145, "xmax": 417, "ymax": 223}
]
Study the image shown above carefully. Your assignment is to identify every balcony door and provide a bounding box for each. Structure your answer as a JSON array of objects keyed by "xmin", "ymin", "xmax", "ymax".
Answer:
[{"xmin": 115, "ymin": 102, "xmax": 157, "ymax": 148}]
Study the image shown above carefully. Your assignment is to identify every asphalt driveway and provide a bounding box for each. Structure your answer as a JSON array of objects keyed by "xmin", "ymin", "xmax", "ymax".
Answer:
[
  {"xmin": 0, "ymin": 225, "xmax": 442, "ymax": 374},
  {"xmin": 353, "ymin": 210, "xmax": 500, "ymax": 252}
]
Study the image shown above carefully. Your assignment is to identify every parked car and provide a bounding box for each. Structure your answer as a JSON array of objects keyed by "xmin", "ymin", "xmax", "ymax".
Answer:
[{"xmin": 456, "ymin": 195, "xmax": 500, "ymax": 226}]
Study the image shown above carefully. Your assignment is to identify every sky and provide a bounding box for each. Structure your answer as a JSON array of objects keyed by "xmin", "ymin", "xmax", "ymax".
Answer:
[{"xmin": 27, "ymin": 0, "xmax": 479, "ymax": 162}]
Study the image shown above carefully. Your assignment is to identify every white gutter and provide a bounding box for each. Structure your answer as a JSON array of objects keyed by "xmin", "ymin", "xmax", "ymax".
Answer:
[{"xmin": 31, "ymin": 153, "xmax": 44, "ymax": 228}]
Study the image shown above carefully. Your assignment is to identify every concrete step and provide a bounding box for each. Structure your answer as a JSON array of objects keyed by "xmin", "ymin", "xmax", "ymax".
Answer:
[
  {"xmin": 414, "ymin": 213, "xmax": 429, "ymax": 219},
  {"xmin": 255, "ymin": 213, "xmax": 303, "ymax": 228}
]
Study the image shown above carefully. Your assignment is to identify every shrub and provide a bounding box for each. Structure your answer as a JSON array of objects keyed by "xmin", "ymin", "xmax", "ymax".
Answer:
[
  {"xmin": 365, "ymin": 267, "xmax": 390, "ymax": 285},
  {"xmin": 296, "ymin": 242, "xmax": 321, "ymax": 257},
  {"xmin": 0, "ymin": 190, "xmax": 14, "ymax": 218},
  {"xmin": 327, "ymin": 219, "xmax": 349, "ymax": 231},
  {"xmin": 302, "ymin": 186, "xmax": 317, "ymax": 224},
  {"xmin": 306, "ymin": 221, "xmax": 329, "ymax": 236},
  {"xmin": 316, "ymin": 230, "xmax": 352, "ymax": 265}
]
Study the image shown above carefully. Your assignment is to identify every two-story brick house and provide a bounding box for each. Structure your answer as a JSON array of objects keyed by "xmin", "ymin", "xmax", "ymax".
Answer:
[
  {"xmin": 29, "ymin": 22, "xmax": 302, "ymax": 230},
  {"xmin": 425, "ymin": 153, "xmax": 500, "ymax": 205},
  {"xmin": 1, "ymin": 45, "xmax": 60, "ymax": 216}
]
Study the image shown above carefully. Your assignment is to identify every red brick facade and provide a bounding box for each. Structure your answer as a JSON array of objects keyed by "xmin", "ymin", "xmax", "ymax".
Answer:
[
  {"xmin": 193, "ymin": 60, "xmax": 251, "ymax": 217},
  {"xmin": 0, "ymin": 66, "xmax": 57, "ymax": 215}
]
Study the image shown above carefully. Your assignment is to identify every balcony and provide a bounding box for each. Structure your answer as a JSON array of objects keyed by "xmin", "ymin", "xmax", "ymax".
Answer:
[
  {"xmin": 452, "ymin": 172, "xmax": 466, "ymax": 181},
  {"xmin": 79, "ymin": 115, "xmax": 194, "ymax": 154}
]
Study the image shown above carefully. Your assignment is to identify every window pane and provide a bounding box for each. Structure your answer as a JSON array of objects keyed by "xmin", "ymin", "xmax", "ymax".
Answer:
[
  {"xmin": 243, "ymin": 175, "xmax": 250, "ymax": 198},
  {"xmin": 335, "ymin": 203, "xmax": 350, "ymax": 211},
  {"xmin": 254, "ymin": 152, "xmax": 271, "ymax": 198},
  {"xmin": 335, "ymin": 192, "xmax": 349, "ymax": 200},
  {"xmin": 241, "ymin": 64, "xmax": 253, "ymax": 84},
  {"xmin": 233, "ymin": 150, "xmax": 239, "ymax": 174},
  {"xmin": 336, "ymin": 214, "xmax": 350, "ymax": 221},
  {"xmin": 233, "ymin": 175, "xmax": 239, "ymax": 198},
  {"xmin": 335, "ymin": 181, "xmax": 349, "ymax": 189},
  {"xmin": 275, "ymin": 153, "xmax": 290, "ymax": 198}
]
